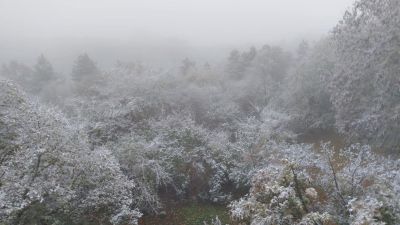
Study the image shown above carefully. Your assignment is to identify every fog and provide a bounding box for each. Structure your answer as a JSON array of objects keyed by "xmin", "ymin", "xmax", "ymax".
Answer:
[
  {"xmin": 1, "ymin": 0, "xmax": 355, "ymax": 42},
  {"xmin": 0, "ymin": 0, "xmax": 355, "ymax": 70},
  {"xmin": 1, "ymin": 1, "xmax": 400, "ymax": 225}
]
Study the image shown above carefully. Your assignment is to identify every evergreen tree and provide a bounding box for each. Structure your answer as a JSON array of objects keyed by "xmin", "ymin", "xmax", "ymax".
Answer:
[
  {"xmin": 71, "ymin": 53, "xmax": 102, "ymax": 96},
  {"xmin": 32, "ymin": 54, "xmax": 55, "ymax": 94}
]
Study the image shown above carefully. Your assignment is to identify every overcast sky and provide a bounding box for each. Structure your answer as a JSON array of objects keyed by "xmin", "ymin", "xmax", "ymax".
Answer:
[{"xmin": 1, "ymin": 0, "xmax": 356, "ymax": 46}]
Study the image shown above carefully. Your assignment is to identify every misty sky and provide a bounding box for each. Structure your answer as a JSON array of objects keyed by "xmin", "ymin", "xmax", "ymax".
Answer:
[{"xmin": 1, "ymin": 0, "xmax": 355, "ymax": 45}]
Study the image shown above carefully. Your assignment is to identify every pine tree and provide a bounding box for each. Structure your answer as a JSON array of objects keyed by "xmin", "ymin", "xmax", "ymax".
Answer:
[
  {"xmin": 31, "ymin": 54, "xmax": 55, "ymax": 94},
  {"xmin": 71, "ymin": 53, "xmax": 102, "ymax": 96}
]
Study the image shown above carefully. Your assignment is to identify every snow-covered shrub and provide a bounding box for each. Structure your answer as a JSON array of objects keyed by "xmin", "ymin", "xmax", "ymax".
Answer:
[
  {"xmin": 229, "ymin": 142, "xmax": 400, "ymax": 225},
  {"xmin": 227, "ymin": 109, "xmax": 294, "ymax": 187},
  {"xmin": 348, "ymin": 197, "xmax": 389, "ymax": 225},
  {"xmin": 229, "ymin": 161, "xmax": 335, "ymax": 225},
  {"xmin": 203, "ymin": 216, "xmax": 225, "ymax": 225}
]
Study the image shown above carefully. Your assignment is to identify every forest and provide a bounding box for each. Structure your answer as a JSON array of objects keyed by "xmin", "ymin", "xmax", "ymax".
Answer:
[{"xmin": 0, "ymin": 0, "xmax": 399, "ymax": 224}]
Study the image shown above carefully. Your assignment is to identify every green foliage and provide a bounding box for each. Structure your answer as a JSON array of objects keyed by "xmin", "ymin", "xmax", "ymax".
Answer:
[
  {"xmin": 140, "ymin": 203, "xmax": 231, "ymax": 225},
  {"xmin": 180, "ymin": 204, "xmax": 230, "ymax": 225}
]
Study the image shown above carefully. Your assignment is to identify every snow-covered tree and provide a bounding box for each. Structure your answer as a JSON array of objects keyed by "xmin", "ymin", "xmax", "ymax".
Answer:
[
  {"xmin": 284, "ymin": 39, "xmax": 336, "ymax": 131},
  {"xmin": 0, "ymin": 80, "xmax": 141, "ymax": 225},
  {"xmin": 331, "ymin": 0, "xmax": 400, "ymax": 153}
]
